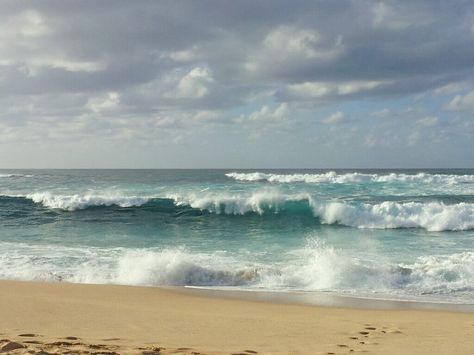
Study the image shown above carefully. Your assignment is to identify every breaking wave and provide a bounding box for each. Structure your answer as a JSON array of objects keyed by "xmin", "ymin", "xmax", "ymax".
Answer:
[
  {"xmin": 25, "ymin": 192, "xmax": 151, "ymax": 211},
  {"xmin": 226, "ymin": 171, "xmax": 474, "ymax": 185},
  {"xmin": 313, "ymin": 201, "xmax": 474, "ymax": 232},
  {"xmin": 1, "ymin": 241, "xmax": 473, "ymax": 302},
  {"xmin": 2, "ymin": 191, "xmax": 474, "ymax": 231}
]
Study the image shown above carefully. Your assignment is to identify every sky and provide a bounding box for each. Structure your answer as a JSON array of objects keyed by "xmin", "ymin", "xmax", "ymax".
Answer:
[{"xmin": 0, "ymin": 0, "xmax": 474, "ymax": 168}]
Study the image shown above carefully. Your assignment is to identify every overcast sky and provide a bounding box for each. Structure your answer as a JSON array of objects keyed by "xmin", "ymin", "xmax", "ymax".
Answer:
[{"xmin": 1, "ymin": 0, "xmax": 473, "ymax": 168}]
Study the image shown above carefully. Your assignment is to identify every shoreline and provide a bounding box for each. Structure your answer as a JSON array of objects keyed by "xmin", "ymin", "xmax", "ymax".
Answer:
[
  {"xmin": 1, "ymin": 280, "xmax": 474, "ymax": 354},
  {"xmin": 179, "ymin": 286, "xmax": 474, "ymax": 312}
]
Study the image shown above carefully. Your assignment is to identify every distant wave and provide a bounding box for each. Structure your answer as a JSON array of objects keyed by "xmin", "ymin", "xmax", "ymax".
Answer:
[
  {"xmin": 2, "ymin": 191, "xmax": 474, "ymax": 231},
  {"xmin": 1, "ymin": 241, "xmax": 473, "ymax": 302},
  {"xmin": 0, "ymin": 173, "xmax": 33, "ymax": 178},
  {"xmin": 26, "ymin": 192, "xmax": 151, "ymax": 211},
  {"xmin": 226, "ymin": 171, "xmax": 474, "ymax": 184}
]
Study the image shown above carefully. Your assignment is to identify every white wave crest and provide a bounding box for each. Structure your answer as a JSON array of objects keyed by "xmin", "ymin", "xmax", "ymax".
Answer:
[
  {"xmin": 26, "ymin": 192, "xmax": 150, "ymax": 211},
  {"xmin": 226, "ymin": 171, "xmax": 474, "ymax": 185},
  {"xmin": 167, "ymin": 190, "xmax": 311, "ymax": 215},
  {"xmin": 314, "ymin": 201, "xmax": 474, "ymax": 231}
]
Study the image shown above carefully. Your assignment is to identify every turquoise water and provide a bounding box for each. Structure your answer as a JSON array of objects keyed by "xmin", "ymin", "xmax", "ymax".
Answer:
[{"xmin": 1, "ymin": 169, "xmax": 474, "ymax": 303}]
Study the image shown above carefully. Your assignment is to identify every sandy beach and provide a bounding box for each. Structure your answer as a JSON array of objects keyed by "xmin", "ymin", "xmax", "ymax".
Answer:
[{"xmin": 0, "ymin": 281, "xmax": 473, "ymax": 354}]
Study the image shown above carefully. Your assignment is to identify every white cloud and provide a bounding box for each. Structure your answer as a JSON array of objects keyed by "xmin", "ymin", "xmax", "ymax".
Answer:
[
  {"xmin": 284, "ymin": 80, "xmax": 387, "ymax": 101},
  {"xmin": 234, "ymin": 103, "xmax": 294, "ymax": 138},
  {"xmin": 416, "ymin": 116, "xmax": 439, "ymax": 127},
  {"xmin": 162, "ymin": 46, "xmax": 199, "ymax": 62},
  {"xmin": 370, "ymin": 108, "xmax": 391, "ymax": 118},
  {"xmin": 172, "ymin": 67, "xmax": 214, "ymax": 99},
  {"xmin": 245, "ymin": 26, "xmax": 343, "ymax": 73},
  {"xmin": 247, "ymin": 103, "xmax": 290, "ymax": 124},
  {"xmin": 371, "ymin": 2, "xmax": 430, "ymax": 30},
  {"xmin": 432, "ymin": 82, "xmax": 465, "ymax": 96},
  {"xmin": 322, "ymin": 111, "xmax": 345, "ymax": 124},
  {"xmin": 86, "ymin": 92, "xmax": 120, "ymax": 113},
  {"xmin": 1, "ymin": 9, "xmax": 50, "ymax": 39},
  {"xmin": 263, "ymin": 26, "xmax": 322, "ymax": 59},
  {"xmin": 447, "ymin": 90, "xmax": 474, "ymax": 111}
]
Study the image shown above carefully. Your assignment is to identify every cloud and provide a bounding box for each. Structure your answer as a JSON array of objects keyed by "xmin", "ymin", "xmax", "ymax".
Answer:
[
  {"xmin": 447, "ymin": 90, "xmax": 474, "ymax": 111},
  {"xmin": 172, "ymin": 67, "xmax": 214, "ymax": 99},
  {"xmin": 371, "ymin": 2, "xmax": 432, "ymax": 30},
  {"xmin": 322, "ymin": 111, "xmax": 345, "ymax": 124},
  {"xmin": 280, "ymin": 80, "xmax": 387, "ymax": 102},
  {"xmin": 86, "ymin": 92, "xmax": 120, "ymax": 113},
  {"xmin": 245, "ymin": 25, "xmax": 344, "ymax": 75},
  {"xmin": 432, "ymin": 82, "xmax": 466, "ymax": 96},
  {"xmin": 416, "ymin": 116, "xmax": 439, "ymax": 127},
  {"xmin": 0, "ymin": 1, "xmax": 473, "ymax": 167},
  {"xmin": 236, "ymin": 103, "xmax": 290, "ymax": 125},
  {"xmin": 234, "ymin": 103, "xmax": 296, "ymax": 138}
]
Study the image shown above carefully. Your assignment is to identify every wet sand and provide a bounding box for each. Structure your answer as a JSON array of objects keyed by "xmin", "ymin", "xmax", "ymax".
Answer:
[{"xmin": 1, "ymin": 280, "xmax": 473, "ymax": 354}]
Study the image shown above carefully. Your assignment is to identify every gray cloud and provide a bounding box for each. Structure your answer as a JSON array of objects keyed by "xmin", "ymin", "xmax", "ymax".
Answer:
[{"xmin": 0, "ymin": 0, "xmax": 473, "ymax": 167}]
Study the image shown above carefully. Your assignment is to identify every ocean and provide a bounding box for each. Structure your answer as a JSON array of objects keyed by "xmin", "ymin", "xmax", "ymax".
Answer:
[{"xmin": 1, "ymin": 169, "xmax": 473, "ymax": 304}]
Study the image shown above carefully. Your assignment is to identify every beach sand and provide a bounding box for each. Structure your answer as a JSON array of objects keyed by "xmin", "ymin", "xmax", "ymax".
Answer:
[{"xmin": 0, "ymin": 280, "xmax": 473, "ymax": 354}]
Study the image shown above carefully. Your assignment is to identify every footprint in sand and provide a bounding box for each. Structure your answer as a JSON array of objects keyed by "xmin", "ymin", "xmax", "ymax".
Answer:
[
  {"xmin": 46, "ymin": 341, "xmax": 76, "ymax": 346},
  {"xmin": 139, "ymin": 345, "xmax": 164, "ymax": 354},
  {"xmin": 0, "ymin": 341, "xmax": 26, "ymax": 352},
  {"xmin": 63, "ymin": 336, "xmax": 80, "ymax": 340},
  {"xmin": 18, "ymin": 333, "xmax": 38, "ymax": 337}
]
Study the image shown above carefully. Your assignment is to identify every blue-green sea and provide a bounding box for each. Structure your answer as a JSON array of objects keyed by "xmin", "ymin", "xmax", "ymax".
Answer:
[{"xmin": 1, "ymin": 169, "xmax": 474, "ymax": 303}]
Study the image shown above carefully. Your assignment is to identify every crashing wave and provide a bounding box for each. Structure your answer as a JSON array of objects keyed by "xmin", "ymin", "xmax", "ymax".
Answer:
[
  {"xmin": 3, "ymin": 191, "xmax": 474, "ymax": 231},
  {"xmin": 26, "ymin": 192, "xmax": 151, "ymax": 211},
  {"xmin": 169, "ymin": 192, "xmax": 474, "ymax": 231},
  {"xmin": 313, "ymin": 200, "xmax": 474, "ymax": 232},
  {"xmin": 1, "ymin": 242, "xmax": 473, "ymax": 302}
]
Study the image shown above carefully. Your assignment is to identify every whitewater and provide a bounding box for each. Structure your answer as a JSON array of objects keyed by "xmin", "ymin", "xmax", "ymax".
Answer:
[{"xmin": 1, "ymin": 169, "xmax": 473, "ymax": 303}]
